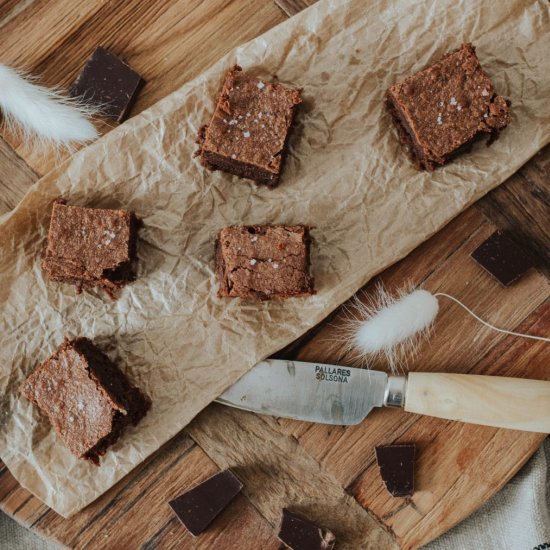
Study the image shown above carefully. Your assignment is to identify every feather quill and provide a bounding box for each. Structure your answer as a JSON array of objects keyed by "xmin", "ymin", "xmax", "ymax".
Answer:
[{"xmin": 0, "ymin": 64, "xmax": 98, "ymax": 148}]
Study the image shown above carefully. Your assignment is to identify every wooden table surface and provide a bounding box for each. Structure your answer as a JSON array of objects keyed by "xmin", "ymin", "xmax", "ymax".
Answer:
[{"xmin": 0, "ymin": 1, "xmax": 549, "ymax": 549}]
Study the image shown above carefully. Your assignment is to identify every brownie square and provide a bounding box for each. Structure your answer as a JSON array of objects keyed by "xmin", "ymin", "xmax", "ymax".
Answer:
[
  {"xmin": 386, "ymin": 43, "xmax": 510, "ymax": 170},
  {"xmin": 71, "ymin": 46, "xmax": 144, "ymax": 122},
  {"xmin": 471, "ymin": 230, "xmax": 534, "ymax": 286},
  {"xmin": 42, "ymin": 199, "xmax": 139, "ymax": 298},
  {"xmin": 20, "ymin": 337, "xmax": 150, "ymax": 465},
  {"xmin": 198, "ymin": 65, "xmax": 302, "ymax": 187},
  {"xmin": 216, "ymin": 225, "xmax": 314, "ymax": 299}
]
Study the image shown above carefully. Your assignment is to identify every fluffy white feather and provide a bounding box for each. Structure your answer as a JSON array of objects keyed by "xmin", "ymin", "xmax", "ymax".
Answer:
[
  {"xmin": 354, "ymin": 289, "xmax": 439, "ymax": 354},
  {"xmin": 337, "ymin": 284, "xmax": 439, "ymax": 372},
  {"xmin": 0, "ymin": 64, "xmax": 98, "ymax": 147}
]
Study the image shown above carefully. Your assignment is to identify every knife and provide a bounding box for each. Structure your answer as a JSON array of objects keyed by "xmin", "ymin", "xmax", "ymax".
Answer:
[{"xmin": 215, "ymin": 359, "xmax": 550, "ymax": 432}]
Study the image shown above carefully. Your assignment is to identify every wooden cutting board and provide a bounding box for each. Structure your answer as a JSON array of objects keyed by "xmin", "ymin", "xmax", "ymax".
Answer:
[{"xmin": 0, "ymin": 0, "xmax": 548, "ymax": 548}]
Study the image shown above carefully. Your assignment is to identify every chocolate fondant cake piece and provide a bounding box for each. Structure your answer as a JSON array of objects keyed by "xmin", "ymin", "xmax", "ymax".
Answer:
[
  {"xmin": 375, "ymin": 444, "xmax": 416, "ymax": 497},
  {"xmin": 216, "ymin": 224, "xmax": 315, "ymax": 300},
  {"xmin": 71, "ymin": 46, "xmax": 144, "ymax": 122},
  {"xmin": 277, "ymin": 509, "xmax": 336, "ymax": 550},
  {"xmin": 42, "ymin": 199, "xmax": 139, "ymax": 298},
  {"xmin": 386, "ymin": 43, "xmax": 510, "ymax": 170},
  {"xmin": 20, "ymin": 337, "xmax": 150, "ymax": 465},
  {"xmin": 471, "ymin": 230, "xmax": 534, "ymax": 286},
  {"xmin": 168, "ymin": 470, "xmax": 243, "ymax": 536},
  {"xmin": 198, "ymin": 65, "xmax": 302, "ymax": 186}
]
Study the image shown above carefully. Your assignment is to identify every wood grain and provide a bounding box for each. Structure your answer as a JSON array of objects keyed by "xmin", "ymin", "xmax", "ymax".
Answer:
[
  {"xmin": 273, "ymin": 0, "xmax": 317, "ymax": 16},
  {"xmin": 0, "ymin": 0, "xmax": 549, "ymax": 549},
  {"xmin": 477, "ymin": 144, "xmax": 550, "ymax": 278},
  {"xmin": 0, "ymin": 137, "xmax": 37, "ymax": 216}
]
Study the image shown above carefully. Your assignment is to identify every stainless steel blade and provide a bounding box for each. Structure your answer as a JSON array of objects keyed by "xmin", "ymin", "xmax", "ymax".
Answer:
[{"xmin": 215, "ymin": 359, "xmax": 388, "ymax": 425}]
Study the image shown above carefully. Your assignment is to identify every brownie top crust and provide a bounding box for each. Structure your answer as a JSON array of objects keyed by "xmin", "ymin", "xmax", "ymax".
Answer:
[
  {"xmin": 20, "ymin": 338, "xmax": 128, "ymax": 458},
  {"xmin": 387, "ymin": 43, "xmax": 510, "ymax": 165},
  {"xmin": 201, "ymin": 66, "xmax": 302, "ymax": 177},
  {"xmin": 44, "ymin": 201, "xmax": 134, "ymax": 279},
  {"xmin": 217, "ymin": 225, "xmax": 314, "ymax": 299}
]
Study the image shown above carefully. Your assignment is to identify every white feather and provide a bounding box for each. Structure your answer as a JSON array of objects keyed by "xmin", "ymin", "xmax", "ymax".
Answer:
[
  {"xmin": 0, "ymin": 64, "xmax": 98, "ymax": 147},
  {"xmin": 354, "ymin": 289, "xmax": 439, "ymax": 353},
  {"xmin": 334, "ymin": 284, "xmax": 439, "ymax": 372}
]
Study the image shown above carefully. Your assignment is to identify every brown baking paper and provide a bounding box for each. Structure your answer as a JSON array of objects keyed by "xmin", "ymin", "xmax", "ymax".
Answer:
[{"xmin": 1, "ymin": 0, "xmax": 549, "ymax": 518}]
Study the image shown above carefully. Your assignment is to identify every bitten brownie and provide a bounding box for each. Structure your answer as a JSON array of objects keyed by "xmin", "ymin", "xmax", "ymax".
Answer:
[
  {"xmin": 42, "ymin": 199, "xmax": 139, "ymax": 298},
  {"xmin": 198, "ymin": 65, "xmax": 302, "ymax": 186},
  {"xmin": 20, "ymin": 337, "xmax": 150, "ymax": 465},
  {"xmin": 216, "ymin": 225, "xmax": 314, "ymax": 299},
  {"xmin": 386, "ymin": 43, "xmax": 510, "ymax": 170}
]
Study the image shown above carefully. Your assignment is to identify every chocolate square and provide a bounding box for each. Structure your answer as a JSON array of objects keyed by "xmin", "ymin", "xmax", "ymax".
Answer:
[
  {"xmin": 42, "ymin": 199, "xmax": 139, "ymax": 297},
  {"xmin": 386, "ymin": 43, "xmax": 510, "ymax": 170},
  {"xmin": 20, "ymin": 337, "xmax": 150, "ymax": 465},
  {"xmin": 198, "ymin": 65, "xmax": 302, "ymax": 186},
  {"xmin": 169, "ymin": 470, "xmax": 243, "ymax": 536},
  {"xmin": 71, "ymin": 47, "xmax": 144, "ymax": 122},
  {"xmin": 375, "ymin": 444, "xmax": 416, "ymax": 497},
  {"xmin": 471, "ymin": 230, "xmax": 534, "ymax": 286},
  {"xmin": 215, "ymin": 225, "xmax": 314, "ymax": 300},
  {"xmin": 277, "ymin": 509, "xmax": 335, "ymax": 550}
]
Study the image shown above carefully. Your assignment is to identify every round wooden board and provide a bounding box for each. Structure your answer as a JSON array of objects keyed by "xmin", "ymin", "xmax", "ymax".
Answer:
[{"xmin": 0, "ymin": 0, "xmax": 549, "ymax": 548}]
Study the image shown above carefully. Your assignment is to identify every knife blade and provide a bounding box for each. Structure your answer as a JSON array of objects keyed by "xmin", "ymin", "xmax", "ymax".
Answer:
[
  {"xmin": 215, "ymin": 359, "xmax": 403, "ymax": 425},
  {"xmin": 215, "ymin": 359, "xmax": 550, "ymax": 432}
]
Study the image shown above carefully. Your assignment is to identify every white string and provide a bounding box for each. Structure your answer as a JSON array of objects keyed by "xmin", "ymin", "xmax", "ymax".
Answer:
[{"xmin": 434, "ymin": 292, "xmax": 550, "ymax": 343}]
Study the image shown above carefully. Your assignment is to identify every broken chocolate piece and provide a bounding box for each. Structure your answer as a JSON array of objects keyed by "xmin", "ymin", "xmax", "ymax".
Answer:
[
  {"xmin": 277, "ymin": 509, "xmax": 335, "ymax": 550},
  {"xmin": 375, "ymin": 444, "xmax": 416, "ymax": 497},
  {"xmin": 471, "ymin": 230, "xmax": 534, "ymax": 286},
  {"xmin": 168, "ymin": 470, "xmax": 243, "ymax": 536},
  {"xmin": 71, "ymin": 46, "xmax": 144, "ymax": 122},
  {"xmin": 20, "ymin": 337, "xmax": 150, "ymax": 465}
]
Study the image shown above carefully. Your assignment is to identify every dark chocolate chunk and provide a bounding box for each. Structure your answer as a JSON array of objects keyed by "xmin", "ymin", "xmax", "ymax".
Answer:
[
  {"xmin": 198, "ymin": 65, "xmax": 301, "ymax": 186},
  {"xmin": 168, "ymin": 470, "xmax": 243, "ymax": 536},
  {"xmin": 375, "ymin": 444, "xmax": 416, "ymax": 497},
  {"xmin": 20, "ymin": 337, "xmax": 150, "ymax": 465},
  {"xmin": 386, "ymin": 43, "xmax": 510, "ymax": 170},
  {"xmin": 71, "ymin": 46, "xmax": 144, "ymax": 122},
  {"xmin": 471, "ymin": 230, "xmax": 534, "ymax": 286},
  {"xmin": 277, "ymin": 509, "xmax": 335, "ymax": 550}
]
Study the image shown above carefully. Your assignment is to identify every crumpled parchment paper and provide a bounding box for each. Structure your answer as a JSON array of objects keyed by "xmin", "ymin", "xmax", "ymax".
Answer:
[{"xmin": 0, "ymin": 0, "xmax": 548, "ymax": 518}]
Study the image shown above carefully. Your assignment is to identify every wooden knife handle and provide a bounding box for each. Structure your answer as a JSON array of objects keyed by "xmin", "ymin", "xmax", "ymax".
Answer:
[{"xmin": 404, "ymin": 372, "xmax": 550, "ymax": 433}]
